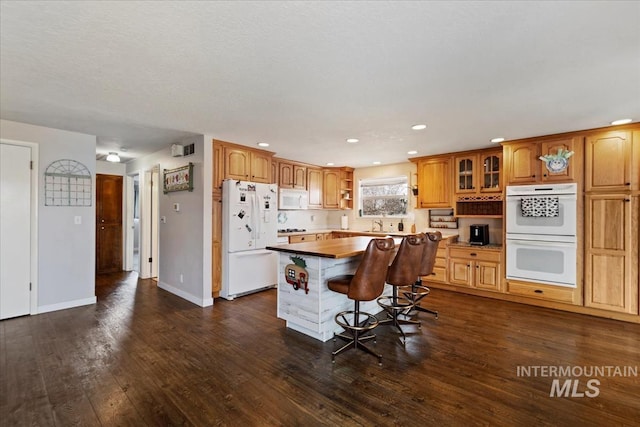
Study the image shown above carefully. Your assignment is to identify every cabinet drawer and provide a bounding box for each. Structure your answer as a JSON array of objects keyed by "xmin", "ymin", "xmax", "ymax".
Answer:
[
  {"xmin": 449, "ymin": 247, "xmax": 501, "ymax": 262},
  {"xmin": 424, "ymin": 266, "xmax": 447, "ymax": 283},
  {"xmin": 434, "ymin": 257, "xmax": 447, "ymax": 269},
  {"xmin": 508, "ymin": 281, "xmax": 575, "ymax": 303},
  {"xmin": 436, "ymin": 247, "xmax": 447, "ymax": 258},
  {"xmin": 288, "ymin": 234, "xmax": 318, "ymax": 244}
]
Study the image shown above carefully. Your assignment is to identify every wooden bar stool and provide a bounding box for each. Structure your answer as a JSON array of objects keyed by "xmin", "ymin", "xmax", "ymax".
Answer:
[
  {"xmin": 377, "ymin": 233, "xmax": 427, "ymax": 344},
  {"xmin": 327, "ymin": 237, "xmax": 395, "ymax": 364}
]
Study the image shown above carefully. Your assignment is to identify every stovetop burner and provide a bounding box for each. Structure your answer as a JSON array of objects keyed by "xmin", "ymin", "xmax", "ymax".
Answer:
[{"xmin": 278, "ymin": 228, "xmax": 307, "ymax": 233}]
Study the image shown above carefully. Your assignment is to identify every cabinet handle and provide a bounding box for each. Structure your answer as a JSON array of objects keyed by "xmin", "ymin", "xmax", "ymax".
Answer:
[
  {"xmin": 431, "ymin": 272, "xmax": 436, "ymax": 276},
  {"xmin": 625, "ymin": 182, "xmax": 631, "ymax": 186},
  {"xmin": 476, "ymin": 265, "xmax": 479, "ymax": 269},
  {"xmin": 624, "ymin": 199, "xmax": 631, "ymax": 202},
  {"xmin": 543, "ymin": 173, "xmax": 547, "ymax": 177},
  {"xmin": 531, "ymin": 174, "xmax": 536, "ymax": 178},
  {"xmin": 470, "ymin": 253, "xmax": 477, "ymax": 256},
  {"xmin": 534, "ymin": 289, "xmax": 543, "ymax": 294}
]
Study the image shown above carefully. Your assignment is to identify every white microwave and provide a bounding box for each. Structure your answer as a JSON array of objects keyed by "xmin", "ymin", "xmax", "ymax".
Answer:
[{"xmin": 279, "ymin": 189, "xmax": 308, "ymax": 210}]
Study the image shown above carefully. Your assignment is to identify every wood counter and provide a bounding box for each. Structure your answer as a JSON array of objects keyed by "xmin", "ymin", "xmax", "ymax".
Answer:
[
  {"xmin": 266, "ymin": 236, "xmax": 401, "ymax": 259},
  {"xmin": 267, "ymin": 236, "xmax": 398, "ymax": 341}
]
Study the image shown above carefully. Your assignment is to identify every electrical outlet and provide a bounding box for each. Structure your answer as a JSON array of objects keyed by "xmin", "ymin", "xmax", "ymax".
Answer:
[{"xmin": 179, "ymin": 274, "xmax": 184, "ymax": 283}]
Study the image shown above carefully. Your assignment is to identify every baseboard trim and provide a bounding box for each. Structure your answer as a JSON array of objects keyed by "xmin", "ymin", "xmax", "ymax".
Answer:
[
  {"xmin": 158, "ymin": 281, "xmax": 213, "ymax": 307},
  {"xmin": 37, "ymin": 296, "xmax": 97, "ymax": 314}
]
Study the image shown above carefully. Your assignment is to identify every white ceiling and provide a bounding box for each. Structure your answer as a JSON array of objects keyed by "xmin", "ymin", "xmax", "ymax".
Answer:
[{"xmin": 1, "ymin": 1, "xmax": 639, "ymax": 167}]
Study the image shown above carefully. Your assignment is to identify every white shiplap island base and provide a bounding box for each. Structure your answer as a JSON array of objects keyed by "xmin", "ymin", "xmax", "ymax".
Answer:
[{"xmin": 267, "ymin": 237, "xmax": 397, "ymax": 342}]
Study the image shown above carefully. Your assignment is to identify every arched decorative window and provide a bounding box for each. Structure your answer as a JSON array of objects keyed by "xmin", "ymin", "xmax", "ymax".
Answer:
[{"xmin": 44, "ymin": 159, "xmax": 92, "ymax": 206}]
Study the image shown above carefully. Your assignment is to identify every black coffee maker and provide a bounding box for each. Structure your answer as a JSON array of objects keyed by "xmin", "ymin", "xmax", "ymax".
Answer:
[{"xmin": 469, "ymin": 224, "xmax": 489, "ymax": 246}]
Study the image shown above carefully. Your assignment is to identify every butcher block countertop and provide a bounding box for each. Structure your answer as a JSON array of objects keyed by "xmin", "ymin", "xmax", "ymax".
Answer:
[{"xmin": 267, "ymin": 236, "xmax": 402, "ymax": 259}]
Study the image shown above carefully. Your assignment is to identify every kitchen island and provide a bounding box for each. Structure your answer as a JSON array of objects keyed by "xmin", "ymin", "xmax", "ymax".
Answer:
[{"xmin": 266, "ymin": 236, "xmax": 400, "ymax": 341}]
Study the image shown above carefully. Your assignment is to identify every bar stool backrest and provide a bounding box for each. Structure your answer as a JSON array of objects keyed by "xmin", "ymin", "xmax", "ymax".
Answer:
[
  {"xmin": 348, "ymin": 238, "xmax": 395, "ymax": 301},
  {"xmin": 418, "ymin": 231, "xmax": 443, "ymax": 276},
  {"xmin": 386, "ymin": 233, "xmax": 427, "ymax": 287}
]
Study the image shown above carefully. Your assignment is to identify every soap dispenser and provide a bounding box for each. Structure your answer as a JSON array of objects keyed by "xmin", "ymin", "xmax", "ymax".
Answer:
[{"xmin": 398, "ymin": 219, "xmax": 404, "ymax": 231}]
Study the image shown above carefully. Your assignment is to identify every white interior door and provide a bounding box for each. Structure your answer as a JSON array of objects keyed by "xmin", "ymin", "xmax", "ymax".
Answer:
[{"xmin": 1, "ymin": 143, "xmax": 32, "ymax": 319}]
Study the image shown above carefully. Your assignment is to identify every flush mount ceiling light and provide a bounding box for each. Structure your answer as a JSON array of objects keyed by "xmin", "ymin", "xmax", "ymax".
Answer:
[
  {"xmin": 373, "ymin": 161, "xmax": 381, "ymax": 165},
  {"xmin": 611, "ymin": 118, "xmax": 632, "ymax": 125},
  {"xmin": 106, "ymin": 152, "xmax": 120, "ymax": 162},
  {"xmin": 491, "ymin": 137, "xmax": 505, "ymax": 143},
  {"xmin": 326, "ymin": 162, "xmax": 335, "ymax": 166},
  {"xmin": 257, "ymin": 142, "xmax": 270, "ymax": 147},
  {"xmin": 407, "ymin": 150, "xmax": 418, "ymax": 155},
  {"xmin": 411, "ymin": 124, "xmax": 427, "ymax": 130},
  {"xmin": 346, "ymin": 138, "xmax": 359, "ymax": 143}
]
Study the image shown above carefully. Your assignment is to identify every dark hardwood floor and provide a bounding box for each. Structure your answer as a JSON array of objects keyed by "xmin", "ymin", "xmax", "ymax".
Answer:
[{"xmin": 1, "ymin": 272, "xmax": 639, "ymax": 426}]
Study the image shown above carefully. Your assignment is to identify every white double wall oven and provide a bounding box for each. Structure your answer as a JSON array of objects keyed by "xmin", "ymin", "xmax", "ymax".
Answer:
[{"xmin": 506, "ymin": 183, "xmax": 578, "ymax": 288}]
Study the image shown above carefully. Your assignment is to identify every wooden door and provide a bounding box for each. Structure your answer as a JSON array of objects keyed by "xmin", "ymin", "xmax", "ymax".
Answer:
[
  {"xmin": 540, "ymin": 137, "xmax": 578, "ymax": 183},
  {"xmin": 307, "ymin": 168, "xmax": 323, "ymax": 209},
  {"xmin": 250, "ymin": 151, "xmax": 271, "ymax": 183},
  {"xmin": 323, "ymin": 169, "xmax": 340, "ymax": 209},
  {"xmin": 224, "ymin": 147, "xmax": 250, "ymax": 181},
  {"xmin": 454, "ymin": 155, "xmax": 476, "ymax": 194},
  {"xmin": 506, "ymin": 142, "xmax": 539, "ymax": 184},
  {"xmin": 584, "ymin": 194, "xmax": 638, "ymax": 314},
  {"xmin": 212, "ymin": 197, "xmax": 222, "ymax": 297},
  {"xmin": 418, "ymin": 157, "xmax": 451, "ymax": 208},
  {"xmin": 96, "ymin": 174, "xmax": 123, "ymax": 273},
  {"xmin": 585, "ymin": 131, "xmax": 632, "ymax": 192},
  {"xmin": 279, "ymin": 162, "xmax": 294, "ymax": 188}
]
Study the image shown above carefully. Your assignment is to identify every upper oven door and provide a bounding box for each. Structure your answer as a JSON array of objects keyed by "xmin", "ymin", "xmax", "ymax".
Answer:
[{"xmin": 506, "ymin": 193, "xmax": 577, "ymax": 236}]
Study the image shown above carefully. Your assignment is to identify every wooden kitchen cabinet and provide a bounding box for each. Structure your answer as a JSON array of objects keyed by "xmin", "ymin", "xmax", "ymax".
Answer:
[
  {"xmin": 584, "ymin": 194, "xmax": 639, "ymax": 314},
  {"xmin": 412, "ymin": 155, "xmax": 452, "ymax": 208},
  {"xmin": 323, "ymin": 169, "xmax": 340, "ymax": 209},
  {"xmin": 585, "ymin": 130, "xmax": 636, "ymax": 192},
  {"xmin": 307, "ymin": 167, "xmax": 323, "ymax": 209},
  {"xmin": 339, "ymin": 168, "xmax": 354, "ymax": 210},
  {"xmin": 448, "ymin": 246, "xmax": 502, "ymax": 292},
  {"xmin": 454, "ymin": 149, "xmax": 502, "ymax": 195},
  {"xmin": 222, "ymin": 143, "xmax": 272, "ymax": 183},
  {"xmin": 211, "ymin": 197, "xmax": 222, "ymax": 297},
  {"xmin": 503, "ymin": 137, "xmax": 580, "ymax": 185},
  {"xmin": 278, "ymin": 161, "xmax": 307, "ymax": 189},
  {"xmin": 422, "ymin": 241, "xmax": 449, "ymax": 284}
]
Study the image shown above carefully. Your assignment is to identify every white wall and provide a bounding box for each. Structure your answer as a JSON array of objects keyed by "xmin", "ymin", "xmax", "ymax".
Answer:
[
  {"xmin": 0, "ymin": 119, "xmax": 97, "ymax": 312},
  {"xmin": 126, "ymin": 135, "xmax": 213, "ymax": 307},
  {"xmin": 96, "ymin": 159, "xmax": 126, "ymax": 175}
]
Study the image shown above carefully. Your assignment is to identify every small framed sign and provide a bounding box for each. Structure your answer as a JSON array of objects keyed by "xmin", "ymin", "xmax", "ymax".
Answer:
[{"xmin": 163, "ymin": 162, "xmax": 194, "ymax": 194}]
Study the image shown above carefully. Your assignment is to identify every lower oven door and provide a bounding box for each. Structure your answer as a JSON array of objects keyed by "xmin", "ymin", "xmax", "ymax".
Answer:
[{"xmin": 506, "ymin": 238, "xmax": 576, "ymax": 287}]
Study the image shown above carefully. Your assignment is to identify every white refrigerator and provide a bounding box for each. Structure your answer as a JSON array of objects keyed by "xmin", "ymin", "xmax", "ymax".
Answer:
[{"xmin": 221, "ymin": 180, "xmax": 279, "ymax": 300}]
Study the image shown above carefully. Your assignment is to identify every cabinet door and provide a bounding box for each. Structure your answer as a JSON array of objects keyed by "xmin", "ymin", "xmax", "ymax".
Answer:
[
  {"xmin": 506, "ymin": 142, "xmax": 539, "ymax": 185},
  {"xmin": 293, "ymin": 165, "xmax": 307, "ymax": 189},
  {"xmin": 454, "ymin": 155, "xmax": 476, "ymax": 194},
  {"xmin": 307, "ymin": 168, "xmax": 323, "ymax": 209},
  {"xmin": 479, "ymin": 151, "xmax": 502, "ymax": 193},
  {"xmin": 475, "ymin": 261, "xmax": 501, "ymax": 291},
  {"xmin": 323, "ymin": 169, "xmax": 340, "ymax": 209},
  {"xmin": 585, "ymin": 131, "xmax": 632, "ymax": 192},
  {"xmin": 212, "ymin": 142, "xmax": 225, "ymax": 198},
  {"xmin": 212, "ymin": 197, "xmax": 222, "ymax": 296},
  {"xmin": 250, "ymin": 151, "xmax": 271, "ymax": 183},
  {"xmin": 448, "ymin": 258, "xmax": 472, "ymax": 286},
  {"xmin": 540, "ymin": 137, "xmax": 578, "ymax": 183},
  {"xmin": 584, "ymin": 194, "xmax": 638, "ymax": 314},
  {"xmin": 224, "ymin": 147, "xmax": 250, "ymax": 180},
  {"xmin": 279, "ymin": 162, "xmax": 294, "ymax": 188},
  {"xmin": 418, "ymin": 157, "xmax": 451, "ymax": 208}
]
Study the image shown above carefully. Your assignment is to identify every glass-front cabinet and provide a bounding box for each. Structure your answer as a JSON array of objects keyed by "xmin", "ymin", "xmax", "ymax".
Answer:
[{"xmin": 455, "ymin": 150, "xmax": 502, "ymax": 195}]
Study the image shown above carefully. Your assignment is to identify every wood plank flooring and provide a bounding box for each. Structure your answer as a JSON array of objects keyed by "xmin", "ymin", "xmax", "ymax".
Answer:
[{"xmin": 1, "ymin": 272, "xmax": 639, "ymax": 426}]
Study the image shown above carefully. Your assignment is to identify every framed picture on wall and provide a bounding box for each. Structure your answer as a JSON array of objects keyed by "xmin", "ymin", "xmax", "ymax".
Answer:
[{"xmin": 163, "ymin": 162, "xmax": 194, "ymax": 193}]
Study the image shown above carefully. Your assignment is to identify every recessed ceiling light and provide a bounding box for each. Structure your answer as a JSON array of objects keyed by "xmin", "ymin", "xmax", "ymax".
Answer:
[
  {"xmin": 407, "ymin": 150, "xmax": 418, "ymax": 155},
  {"xmin": 611, "ymin": 119, "xmax": 632, "ymax": 126},
  {"xmin": 346, "ymin": 138, "xmax": 359, "ymax": 143},
  {"xmin": 257, "ymin": 142, "xmax": 270, "ymax": 147},
  {"xmin": 373, "ymin": 161, "xmax": 381, "ymax": 165},
  {"xmin": 326, "ymin": 162, "xmax": 335, "ymax": 166},
  {"xmin": 411, "ymin": 124, "xmax": 427, "ymax": 130},
  {"xmin": 491, "ymin": 137, "xmax": 505, "ymax": 143}
]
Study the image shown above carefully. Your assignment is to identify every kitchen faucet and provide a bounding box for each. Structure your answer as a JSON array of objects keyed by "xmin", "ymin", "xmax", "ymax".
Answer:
[{"xmin": 373, "ymin": 219, "xmax": 383, "ymax": 232}]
